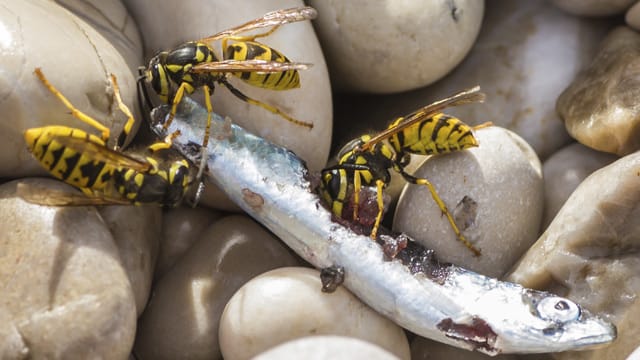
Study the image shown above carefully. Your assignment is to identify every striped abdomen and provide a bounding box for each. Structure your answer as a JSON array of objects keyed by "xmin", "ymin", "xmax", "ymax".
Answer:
[
  {"xmin": 388, "ymin": 113, "xmax": 478, "ymax": 156},
  {"xmin": 24, "ymin": 126, "xmax": 116, "ymax": 191},
  {"xmin": 114, "ymin": 157, "xmax": 190, "ymax": 206},
  {"xmin": 224, "ymin": 41, "xmax": 300, "ymax": 90}
]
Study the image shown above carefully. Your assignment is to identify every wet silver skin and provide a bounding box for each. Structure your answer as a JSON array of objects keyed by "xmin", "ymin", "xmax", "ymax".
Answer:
[{"xmin": 151, "ymin": 97, "xmax": 616, "ymax": 355}]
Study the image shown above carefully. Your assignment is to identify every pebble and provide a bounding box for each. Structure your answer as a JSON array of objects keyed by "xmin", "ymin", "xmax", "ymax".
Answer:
[
  {"xmin": 306, "ymin": 0, "xmax": 484, "ymax": 93},
  {"xmin": 410, "ymin": 336, "xmax": 519, "ymax": 360},
  {"xmin": 557, "ymin": 26, "xmax": 640, "ymax": 156},
  {"xmin": 626, "ymin": 1, "xmax": 640, "ymax": 30},
  {"xmin": 0, "ymin": 0, "xmax": 141, "ymax": 178},
  {"xmin": 507, "ymin": 151, "xmax": 640, "ymax": 360},
  {"xmin": 393, "ymin": 126, "xmax": 543, "ymax": 278},
  {"xmin": 628, "ymin": 345, "xmax": 640, "ymax": 360},
  {"xmin": 98, "ymin": 205, "xmax": 161, "ymax": 315},
  {"xmin": 0, "ymin": 178, "xmax": 137, "ymax": 359},
  {"xmin": 155, "ymin": 205, "xmax": 224, "ymax": 278},
  {"xmin": 331, "ymin": 0, "xmax": 611, "ymax": 160},
  {"xmin": 550, "ymin": 0, "xmax": 636, "ymax": 16},
  {"xmin": 133, "ymin": 215, "xmax": 300, "ymax": 360},
  {"xmin": 253, "ymin": 335, "xmax": 401, "ymax": 360},
  {"xmin": 541, "ymin": 142, "xmax": 618, "ymax": 229},
  {"xmin": 123, "ymin": 0, "xmax": 332, "ymax": 173},
  {"xmin": 218, "ymin": 267, "xmax": 411, "ymax": 360}
]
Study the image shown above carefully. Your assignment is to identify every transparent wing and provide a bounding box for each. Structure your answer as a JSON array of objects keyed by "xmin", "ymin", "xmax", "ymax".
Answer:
[
  {"xmin": 191, "ymin": 59, "xmax": 311, "ymax": 73},
  {"xmin": 17, "ymin": 182, "xmax": 131, "ymax": 206},
  {"xmin": 52, "ymin": 135, "xmax": 152, "ymax": 172}
]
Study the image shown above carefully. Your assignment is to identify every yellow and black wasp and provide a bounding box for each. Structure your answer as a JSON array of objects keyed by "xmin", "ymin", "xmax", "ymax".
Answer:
[
  {"xmin": 23, "ymin": 68, "xmax": 195, "ymax": 207},
  {"xmin": 138, "ymin": 6, "xmax": 316, "ymax": 170},
  {"xmin": 320, "ymin": 87, "xmax": 488, "ymax": 256}
]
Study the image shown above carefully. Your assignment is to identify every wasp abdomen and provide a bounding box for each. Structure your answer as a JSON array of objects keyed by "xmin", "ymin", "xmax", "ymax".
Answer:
[{"xmin": 225, "ymin": 41, "xmax": 301, "ymax": 90}]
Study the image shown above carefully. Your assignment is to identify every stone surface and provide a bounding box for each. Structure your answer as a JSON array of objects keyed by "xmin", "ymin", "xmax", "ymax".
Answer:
[
  {"xmin": 331, "ymin": 0, "xmax": 611, "ymax": 160},
  {"xmin": 253, "ymin": 336, "xmax": 401, "ymax": 360},
  {"xmin": 134, "ymin": 215, "xmax": 300, "ymax": 360},
  {"xmin": 551, "ymin": 0, "xmax": 635, "ymax": 16},
  {"xmin": 541, "ymin": 142, "xmax": 618, "ymax": 229},
  {"xmin": 626, "ymin": 1, "xmax": 640, "ymax": 30},
  {"xmin": 55, "ymin": 0, "xmax": 144, "ymax": 72},
  {"xmin": 557, "ymin": 26, "xmax": 640, "ymax": 156},
  {"xmin": 219, "ymin": 267, "xmax": 411, "ymax": 360},
  {"xmin": 123, "ymin": 0, "xmax": 332, "ymax": 172},
  {"xmin": 0, "ymin": 178, "xmax": 137, "ymax": 359},
  {"xmin": 507, "ymin": 151, "xmax": 640, "ymax": 360},
  {"xmin": 155, "ymin": 205, "xmax": 223, "ymax": 278},
  {"xmin": 98, "ymin": 205, "xmax": 161, "ymax": 315},
  {"xmin": 306, "ymin": 0, "xmax": 484, "ymax": 93},
  {"xmin": 393, "ymin": 126, "xmax": 543, "ymax": 278},
  {"xmin": 0, "ymin": 0, "xmax": 141, "ymax": 177}
]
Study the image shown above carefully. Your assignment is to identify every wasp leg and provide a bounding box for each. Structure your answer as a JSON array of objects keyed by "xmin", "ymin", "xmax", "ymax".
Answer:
[
  {"xmin": 163, "ymin": 81, "xmax": 195, "ymax": 133},
  {"xmin": 220, "ymin": 79, "xmax": 313, "ymax": 129},
  {"xmin": 400, "ymin": 170, "xmax": 481, "ymax": 256},
  {"xmin": 369, "ymin": 179, "xmax": 386, "ymax": 240},
  {"xmin": 109, "ymin": 74, "xmax": 137, "ymax": 150},
  {"xmin": 34, "ymin": 68, "xmax": 111, "ymax": 142}
]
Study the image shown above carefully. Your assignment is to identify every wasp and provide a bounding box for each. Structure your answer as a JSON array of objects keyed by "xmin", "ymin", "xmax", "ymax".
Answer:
[
  {"xmin": 138, "ymin": 6, "xmax": 316, "ymax": 180},
  {"xmin": 320, "ymin": 87, "xmax": 488, "ymax": 256},
  {"xmin": 23, "ymin": 68, "xmax": 195, "ymax": 207}
]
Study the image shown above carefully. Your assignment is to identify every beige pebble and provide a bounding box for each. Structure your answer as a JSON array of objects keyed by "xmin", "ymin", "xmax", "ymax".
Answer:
[
  {"xmin": 626, "ymin": 1, "xmax": 640, "ymax": 30},
  {"xmin": 54, "ymin": 0, "xmax": 144, "ymax": 72},
  {"xmin": 507, "ymin": 151, "xmax": 640, "ymax": 360},
  {"xmin": 541, "ymin": 142, "xmax": 618, "ymax": 229},
  {"xmin": 307, "ymin": 0, "xmax": 484, "ymax": 93},
  {"xmin": 410, "ymin": 336, "xmax": 519, "ymax": 360},
  {"xmin": 253, "ymin": 335, "xmax": 401, "ymax": 360},
  {"xmin": 124, "ymin": 0, "xmax": 332, "ymax": 172},
  {"xmin": 219, "ymin": 267, "xmax": 410, "ymax": 360},
  {"xmin": 98, "ymin": 205, "xmax": 161, "ymax": 315},
  {"xmin": 155, "ymin": 205, "xmax": 224, "ymax": 278},
  {"xmin": 550, "ymin": 0, "xmax": 636, "ymax": 16},
  {"xmin": 134, "ymin": 215, "xmax": 300, "ymax": 360},
  {"xmin": 331, "ymin": 0, "xmax": 610, "ymax": 160},
  {"xmin": 0, "ymin": 178, "xmax": 136, "ymax": 359},
  {"xmin": 557, "ymin": 26, "xmax": 640, "ymax": 156},
  {"xmin": 0, "ymin": 0, "xmax": 141, "ymax": 178},
  {"xmin": 393, "ymin": 126, "xmax": 543, "ymax": 278},
  {"xmin": 628, "ymin": 345, "xmax": 640, "ymax": 360}
]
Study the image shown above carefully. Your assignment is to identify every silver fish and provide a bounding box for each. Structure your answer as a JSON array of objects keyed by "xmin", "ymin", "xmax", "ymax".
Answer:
[{"xmin": 151, "ymin": 97, "xmax": 616, "ymax": 355}]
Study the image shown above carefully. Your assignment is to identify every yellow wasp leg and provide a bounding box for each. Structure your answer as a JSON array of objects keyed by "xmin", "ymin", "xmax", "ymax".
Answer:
[
  {"xmin": 147, "ymin": 130, "xmax": 182, "ymax": 152},
  {"xmin": 410, "ymin": 176, "xmax": 481, "ymax": 256},
  {"xmin": 353, "ymin": 171, "xmax": 362, "ymax": 223},
  {"xmin": 109, "ymin": 74, "xmax": 137, "ymax": 150},
  {"xmin": 163, "ymin": 81, "xmax": 193, "ymax": 132},
  {"xmin": 223, "ymin": 80, "xmax": 313, "ymax": 129},
  {"xmin": 369, "ymin": 179, "xmax": 386, "ymax": 240},
  {"xmin": 34, "ymin": 68, "xmax": 111, "ymax": 142}
]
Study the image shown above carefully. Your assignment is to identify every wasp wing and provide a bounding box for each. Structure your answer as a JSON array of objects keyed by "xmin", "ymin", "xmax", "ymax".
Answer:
[
  {"xmin": 51, "ymin": 135, "xmax": 152, "ymax": 172},
  {"xmin": 191, "ymin": 59, "xmax": 311, "ymax": 73},
  {"xmin": 358, "ymin": 86, "xmax": 486, "ymax": 152},
  {"xmin": 17, "ymin": 182, "xmax": 132, "ymax": 206},
  {"xmin": 199, "ymin": 6, "xmax": 317, "ymax": 43}
]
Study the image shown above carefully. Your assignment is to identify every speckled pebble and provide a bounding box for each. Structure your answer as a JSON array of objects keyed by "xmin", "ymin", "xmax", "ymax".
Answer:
[
  {"xmin": 507, "ymin": 151, "xmax": 640, "ymax": 360},
  {"xmin": 134, "ymin": 215, "xmax": 300, "ymax": 360},
  {"xmin": 219, "ymin": 267, "xmax": 411, "ymax": 360},
  {"xmin": 0, "ymin": 178, "xmax": 136, "ymax": 359},
  {"xmin": 550, "ymin": 0, "xmax": 636, "ymax": 16},
  {"xmin": 541, "ymin": 142, "xmax": 618, "ymax": 229},
  {"xmin": 306, "ymin": 0, "xmax": 484, "ymax": 93},
  {"xmin": 253, "ymin": 336, "xmax": 401, "ymax": 360},
  {"xmin": 393, "ymin": 126, "xmax": 543, "ymax": 278},
  {"xmin": 0, "ymin": 0, "xmax": 140, "ymax": 178},
  {"xmin": 557, "ymin": 26, "xmax": 640, "ymax": 156},
  {"xmin": 155, "ymin": 205, "xmax": 224, "ymax": 278}
]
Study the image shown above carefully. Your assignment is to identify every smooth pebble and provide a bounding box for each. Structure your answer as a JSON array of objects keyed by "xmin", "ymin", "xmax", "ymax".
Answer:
[
  {"xmin": 0, "ymin": 178, "xmax": 136, "ymax": 359},
  {"xmin": 550, "ymin": 0, "xmax": 636, "ymax": 16},
  {"xmin": 411, "ymin": 336, "xmax": 519, "ymax": 360},
  {"xmin": 219, "ymin": 267, "xmax": 411, "ymax": 360},
  {"xmin": 541, "ymin": 142, "xmax": 618, "ymax": 229},
  {"xmin": 253, "ymin": 335, "xmax": 401, "ymax": 360},
  {"xmin": 507, "ymin": 151, "xmax": 640, "ymax": 360},
  {"xmin": 306, "ymin": 0, "xmax": 484, "ymax": 93},
  {"xmin": 557, "ymin": 26, "xmax": 640, "ymax": 156},
  {"xmin": 134, "ymin": 215, "xmax": 300, "ymax": 360},
  {"xmin": 626, "ymin": 1, "xmax": 640, "ymax": 30},
  {"xmin": 331, "ymin": 0, "xmax": 611, "ymax": 160},
  {"xmin": 0, "ymin": 0, "xmax": 140, "ymax": 178},
  {"xmin": 394, "ymin": 126, "xmax": 543, "ymax": 278}
]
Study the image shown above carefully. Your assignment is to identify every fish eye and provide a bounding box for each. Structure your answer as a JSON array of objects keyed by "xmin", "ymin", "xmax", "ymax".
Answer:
[{"xmin": 536, "ymin": 296, "xmax": 581, "ymax": 323}]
